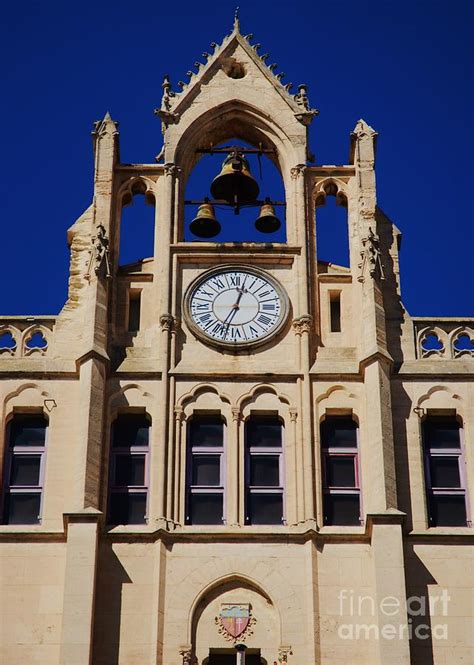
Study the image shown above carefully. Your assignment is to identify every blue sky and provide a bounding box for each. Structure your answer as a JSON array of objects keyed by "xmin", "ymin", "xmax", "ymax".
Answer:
[{"xmin": 1, "ymin": 0, "xmax": 473, "ymax": 316}]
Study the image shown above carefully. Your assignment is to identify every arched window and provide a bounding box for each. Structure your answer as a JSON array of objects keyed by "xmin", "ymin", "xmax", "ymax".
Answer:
[
  {"xmin": 186, "ymin": 415, "xmax": 225, "ymax": 525},
  {"xmin": 422, "ymin": 416, "xmax": 469, "ymax": 527},
  {"xmin": 245, "ymin": 415, "xmax": 284, "ymax": 525},
  {"xmin": 108, "ymin": 414, "xmax": 150, "ymax": 525},
  {"xmin": 119, "ymin": 189, "xmax": 155, "ymax": 266},
  {"xmin": 2, "ymin": 414, "xmax": 48, "ymax": 524},
  {"xmin": 320, "ymin": 416, "xmax": 361, "ymax": 526},
  {"xmin": 315, "ymin": 188, "xmax": 350, "ymax": 268}
]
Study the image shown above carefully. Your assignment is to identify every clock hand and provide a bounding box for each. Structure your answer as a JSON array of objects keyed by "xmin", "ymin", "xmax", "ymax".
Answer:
[
  {"xmin": 222, "ymin": 286, "xmax": 245, "ymax": 322},
  {"xmin": 221, "ymin": 285, "xmax": 247, "ymax": 336}
]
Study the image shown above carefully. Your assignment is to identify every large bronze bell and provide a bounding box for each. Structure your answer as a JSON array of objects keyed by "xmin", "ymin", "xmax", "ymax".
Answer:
[
  {"xmin": 255, "ymin": 199, "xmax": 281, "ymax": 233},
  {"xmin": 189, "ymin": 202, "xmax": 221, "ymax": 238},
  {"xmin": 210, "ymin": 152, "xmax": 260, "ymax": 204}
]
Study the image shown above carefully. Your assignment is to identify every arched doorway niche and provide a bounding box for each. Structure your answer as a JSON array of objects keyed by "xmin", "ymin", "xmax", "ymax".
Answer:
[
  {"xmin": 191, "ymin": 575, "xmax": 279, "ymax": 665},
  {"xmin": 170, "ymin": 101, "xmax": 305, "ymax": 245}
]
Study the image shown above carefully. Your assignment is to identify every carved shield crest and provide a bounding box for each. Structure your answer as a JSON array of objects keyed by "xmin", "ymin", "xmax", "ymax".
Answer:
[{"xmin": 215, "ymin": 603, "xmax": 256, "ymax": 643}]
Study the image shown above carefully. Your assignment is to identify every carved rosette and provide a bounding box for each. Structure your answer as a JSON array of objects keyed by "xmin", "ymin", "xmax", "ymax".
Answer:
[{"xmin": 292, "ymin": 315, "xmax": 312, "ymax": 336}]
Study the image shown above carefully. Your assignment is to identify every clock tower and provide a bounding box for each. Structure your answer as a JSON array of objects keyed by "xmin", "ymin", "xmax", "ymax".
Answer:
[{"xmin": 1, "ymin": 12, "xmax": 473, "ymax": 665}]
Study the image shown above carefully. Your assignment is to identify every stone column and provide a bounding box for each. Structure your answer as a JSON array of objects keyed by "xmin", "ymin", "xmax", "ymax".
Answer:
[
  {"xmin": 369, "ymin": 514, "xmax": 411, "ymax": 665},
  {"xmin": 288, "ymin": 408, "xmax": 300, "ymax": 525},
  {"xmin": 174, "ymin": 406, "xmax": 185, "ymax": 524},
  {"xmin": 75, "ymin": 356, "xmax": 107, "ymax": 510},
  {"xmin": 351, "ymin": 120, "xmax": 398, "ymax": 513},
  {"xmin": 154, "ymin": 165, "xmax": 179, "ymax": 526},
  {"xmin": 363, "ymin": 358, "xmax": 398, "ymax": 511},
  {"xmin": 236, "ymin": 643, "xmax": 247, "ymax": 665},
  {"xmin": 230, "ymin": 408, "xmax": 242, "ymax": 526},
  {"xmin": 293, "ymin": 316, "xmax": 315, "ymax": 522},
  {"xmin": 59, "ymin": 509, "xmax": 101, "ymax": 665},
  {"xmin": 156, "ymin": 314, "xmax": 176, "ymax": 525}
]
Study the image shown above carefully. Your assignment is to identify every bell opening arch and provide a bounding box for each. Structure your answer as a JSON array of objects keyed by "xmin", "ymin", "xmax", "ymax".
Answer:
[{"xmin": 167, "ymin": 100, "xmax": 307, "ymax": 244}]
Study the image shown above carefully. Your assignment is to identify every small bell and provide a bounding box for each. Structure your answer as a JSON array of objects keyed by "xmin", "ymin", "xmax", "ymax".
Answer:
[
  {"xmin": 189, "ymin": 202, "xmax": 221, "ymax": 238},
  {"xmin": 210, "ymin": 152, "xmax": 260, "ymax": 204},
  {"xmin": 255, "ymin": 199, "xmax": 281, "ymax": 233}
]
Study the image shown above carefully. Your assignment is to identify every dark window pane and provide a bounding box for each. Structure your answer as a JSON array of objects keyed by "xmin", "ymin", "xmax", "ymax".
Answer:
[
  {"xmin": 109, "ymin": 492, "xmax": 147, "ymax": 524},
  {"xmin": 189, "ymin": 493, "xmax": 223, "ymax": 524},
  {"xmin": 429, "ymin": 495, "xmax": 467, "ymax": 527},
  {"xmin": 190, "ymin": 417, "xmax": 223, "ymax": 447},
  {"xmin": 115, "ymin": 455, "xmax": 145, "ymax": 486},
  {"xmin": 246, "ymin": 417, "xmax": 282, "ymax": 447},
  {"xmin": 325, "ymin": 456, "xmax": 356, "ymax": 487},
  {"xmin": 192, "ymin": 455, "xmax": 220, "ymax": 486},
  {"xmin": 323, "ymin": 494, "xmax": 360, "ymax": 525},
  {"xmin": 250, "ymin": 456, "xmax": 280, "ymax": 486},
  {"xmin": 321, "ymin": 418, "xmax": 357, "ymax": 448},
  {"xmin": 429, "ymin": 457, "xmax": 461, "ymax": 488},
  {"xmin": 113, "ymin": 415, "xmax": 149, "ymax": 447},
  {"xmin": 10, "ymin": 417, "xmax": 46, "ymax": 447},
  {"xmin": 424, "ymin": 419, "xmax": 460, "ymax": 449},
  {"xmin": 128, "ymin": 293, "xmax": 141, "ymax": 332},
  {"xmin": 248, "ymin": 493, "xmax": 283, "ymax": 525},
  {"xmin": 330, "ymin": 296, "xmax": 341, "ymax": 332},
  {"xmin": 10, "ymin": 455, "xmax": 41, "ymax": 486},
  {"xmin": 5, "ymin": 493, "xmax": 41, "ymax": 524}
]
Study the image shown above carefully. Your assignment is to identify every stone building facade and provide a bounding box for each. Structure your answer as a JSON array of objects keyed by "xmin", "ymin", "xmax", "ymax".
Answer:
[{"xmin": 0, "ymin": 17, "xmax": 473, "ymax": 665}]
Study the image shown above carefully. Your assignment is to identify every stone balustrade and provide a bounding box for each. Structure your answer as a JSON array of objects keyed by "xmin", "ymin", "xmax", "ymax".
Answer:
[
  {"xmin": 0, "ymin": 316, "xmax": 55, "ymax": 357},
  {"xmin": 413, "ymin": 317, "xmax": 474, "ymax": 359}
]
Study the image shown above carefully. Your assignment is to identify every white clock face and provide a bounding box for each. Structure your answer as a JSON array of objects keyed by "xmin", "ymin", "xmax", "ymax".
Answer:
[{"xmin": 185, "ymin": 266, "xmax": 289, "ymax": 348}]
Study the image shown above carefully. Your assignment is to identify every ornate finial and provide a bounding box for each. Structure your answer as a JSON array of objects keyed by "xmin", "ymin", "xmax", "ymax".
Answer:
[
  {"xmin": 92, "ymin": 112, "xmax": 119, "ymax": 138},
  {"xmin": 233, "ymin": 6, "xmax": 240, "ymax": 31}
]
